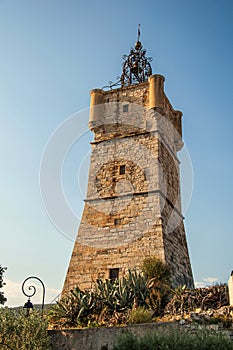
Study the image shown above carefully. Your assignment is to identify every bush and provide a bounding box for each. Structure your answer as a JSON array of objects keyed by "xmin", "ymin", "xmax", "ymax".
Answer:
[
  {"xmin": 128, "ymin": 307, "xmax": 152, "ymax": 324},
  {"xmin": 142, "ymin": 257, "xmax": 171, "ymax": 314},
  {"xmin": 165, "ymin": 284, "xmax": 229, "ymax": 315},
  {"xmin": 113, "ymin": 332, "xmax": 140, "ymax": 350},
  {"xmin": 113, "ymin": 329, "xmax": 233, "ymax": 350},
  {"xmin": 141, "ymin": 257, "xmax": 171, "ymax": 286},
  {"xmin": 0, "ymin": 307, "xmax": 52, "ymax": 350},
  {"xmin": 0, "ymin": 265, "xmax": 7, "ymax": 305}
]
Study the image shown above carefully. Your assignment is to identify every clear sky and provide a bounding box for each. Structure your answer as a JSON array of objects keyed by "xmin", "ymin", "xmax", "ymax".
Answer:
[{"xmin": 1, "ymin": 0, "xmax": 233, "ymax": 307}]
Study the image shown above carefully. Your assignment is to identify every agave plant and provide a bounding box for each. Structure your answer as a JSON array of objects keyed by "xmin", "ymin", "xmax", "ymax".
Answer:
[
  {"xmin": 49, "ymin": 260, "xmax": 173, "ymax": 328},
  {"xmin": 94, "ymin": 278, "xmax": 118, "ymax": 314},
  {"xmin": 49, "ymin": 286, "xmax": 97, "ymax": 327},
  {"xmin": 114, "ymin": 276, "xmax": 134, "ymax": 312},
  {"xmin": 127, "ymin": 269, "xmax": 149, "ymax": 307}
]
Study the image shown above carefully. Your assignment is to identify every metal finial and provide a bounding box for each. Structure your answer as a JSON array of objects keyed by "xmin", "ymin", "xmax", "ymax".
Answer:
[
  {"xmin": 102, "ymin": 25, "xmax": 153, "ymax": 90},
  {"xmin": 120, "ymin": 26, "xmax": 153, "ymax": 87},
  {"xmin": 137, "ymin": 24, "xmax": 141, "ymax": 42}
]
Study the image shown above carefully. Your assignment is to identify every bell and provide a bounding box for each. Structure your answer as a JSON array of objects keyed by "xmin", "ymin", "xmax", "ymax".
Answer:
[
  {"xmin": 135, "ymin": 41, "xmax": 142, "ymax": 50},
  {"xmin": 131, "ymin": 62, "xmax": 138, "ymax": 74}
]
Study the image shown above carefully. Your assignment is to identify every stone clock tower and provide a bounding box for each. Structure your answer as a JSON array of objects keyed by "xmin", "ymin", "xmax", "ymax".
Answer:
[{"xmin": 62, "ymin": 34, "xmax": 194, "ymax": 295}]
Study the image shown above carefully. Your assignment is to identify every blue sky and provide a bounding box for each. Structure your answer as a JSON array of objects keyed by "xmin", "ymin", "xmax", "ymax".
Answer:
[{"xmin": 0, "ymin": 0, "xmax": 233, "ymax": 306}]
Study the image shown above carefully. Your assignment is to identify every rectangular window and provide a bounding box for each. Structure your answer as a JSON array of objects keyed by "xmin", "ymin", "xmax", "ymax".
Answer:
[
  {"xmin": 123, "ymin": 104, "xmax": 128, "ymax": 112},
  {"xmin": 109, "ymin": 268, "xmax": 119, "ymax": 280},
  {"xmin": 119, "ymin": 165, "xmax": 125, "ymax": 175},
  {"xmin": 114, "ymin": 218, "xmax": 120, "ymax": 225}
]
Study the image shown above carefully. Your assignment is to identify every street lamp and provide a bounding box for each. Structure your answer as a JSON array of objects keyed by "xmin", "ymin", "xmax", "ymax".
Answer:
[
  {"xmin": 23, "ymin": 298, "xmax": 34, "ymax": 316},
  {"xmin": 22, "ymin": 276, "xmax": 45, "ymax": 316}
]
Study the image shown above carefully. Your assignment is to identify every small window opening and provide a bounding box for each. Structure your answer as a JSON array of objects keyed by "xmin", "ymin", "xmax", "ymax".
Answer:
[
  {"xmin": 123, "ymin": 104, "xmax": 129, "ymax": 112},
  {"xmin": 114, "ymin": 218, "xmax": 120, "ymax": 225},
  {"xmin": 109, "ymin": 268, "xmax": 119, "ymax": 280},
  {"xmin": 144, "ymin": 168, "xmax": 149, "ymax": 180},
  {"xmin": 119, "ymin": 165, "xmax": 125, "ymax": 175}
]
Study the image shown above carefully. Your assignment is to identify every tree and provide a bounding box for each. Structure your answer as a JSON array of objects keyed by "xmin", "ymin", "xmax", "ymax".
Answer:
[{"xmin": 0, "ymin": 265, "xmax": 7, "ymax": 305}]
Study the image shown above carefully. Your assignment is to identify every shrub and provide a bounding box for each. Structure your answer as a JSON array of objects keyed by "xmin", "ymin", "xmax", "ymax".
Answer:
[
  {"xmin": 0, "ymin": 307, "xmax": 52, "ymax": 350},
  {"xmin": 113, "ymin": 332, "xmax": 140, "ymax": 350},
  {"xmin": 113, "ymin": 329, "xmax": 233, "ymax": 350},
  {"xmin": 0, "ymin": 265, "xmax": 7, "ymax": 305},
  {"xmin": 141, "ymin": 257, "xmax": 171, "ymax": 314},
  {"xmin": 142, "ymin": 257, "xmax": 171, "ymax": 286},
  {"xmin": 128, "ymin": 307, "xmax": 152, "ymax": 324},
  {"xmin": 165, "ymin": 284, "xmax": 229, "ymax": 315}
]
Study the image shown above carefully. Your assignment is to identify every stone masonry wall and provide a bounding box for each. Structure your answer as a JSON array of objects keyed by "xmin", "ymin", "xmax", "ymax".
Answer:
[
  {"xmin": 49, "ymin": 322, "xmax": 233, "ymax": 350},
  {"xmin": 62, "ymin": 77, "xmax": 194, "ymax": 296}
]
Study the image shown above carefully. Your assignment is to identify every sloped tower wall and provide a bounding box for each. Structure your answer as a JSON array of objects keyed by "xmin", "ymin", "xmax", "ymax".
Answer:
[{"xmin": 62, "ymin": 74, "xmax": 194, "ymax": 295}]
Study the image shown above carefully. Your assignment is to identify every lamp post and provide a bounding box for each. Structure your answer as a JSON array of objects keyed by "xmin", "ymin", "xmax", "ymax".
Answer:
[{"xmin": 22, "ymin": 276, "xmax": 45, "ymax": 316}]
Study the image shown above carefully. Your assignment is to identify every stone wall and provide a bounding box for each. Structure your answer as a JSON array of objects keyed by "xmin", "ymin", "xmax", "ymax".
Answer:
[
  {"xmin": 62, "ymin": 74, "xmax": 194, "ymax": 296},
  {"xmin": 49, "ymin": 322, "xmax": 178, "ymax": 350},
  {"xmin": 49, "ymin": 322, "xmax": 233, "ymax": 350}
]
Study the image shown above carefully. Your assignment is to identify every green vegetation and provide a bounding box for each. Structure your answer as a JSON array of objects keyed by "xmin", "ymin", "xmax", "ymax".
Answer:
[
  {"xmin": 49, "ymin": 257, "xmax": 231, "ymax": 330},
  {"xmin": 165, "ymin": 284, "xmax": 229, "ymax": 315},
  {"xmin": 0, "ymin": 258, "xmax": 231, "ymax": 350},
  {"xmin": 49, "ymin": 269, "xmax": 152, "ymax": 328},
  {"xmin": 50, "ymin": 260, "xmax": 173, "ymax": 328},
  {"xmin": 128, "ymin": 306, "xmax": 152, "ymax": 324},
  {"xmin": 0, "ymin": 308, "xmax": 52, "ymax": 350},
  {"xmin": 112, "ymin": 329, "xmax": 233, "ymax": 350},
  {"xmin": 141, "ymin": 257, "xmax": 171, "ymax": 285},
  {"xmin": 0, "ymin": 265, "xmax": 7, "ymax": 305},
  {"xmin": 142, "ymin": 257, "xmax": 171, "ymax": 314}
]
